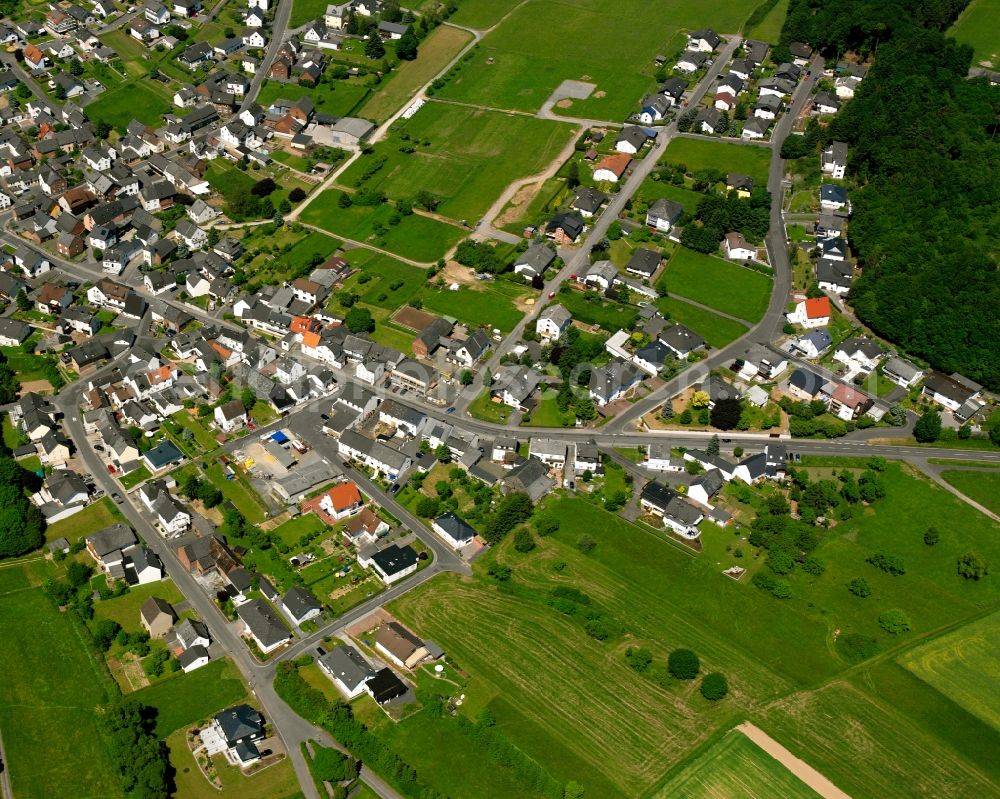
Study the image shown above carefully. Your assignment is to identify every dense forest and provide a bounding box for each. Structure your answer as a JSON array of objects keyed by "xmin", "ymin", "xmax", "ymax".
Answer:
[{"xmin": 779, "ymin": 0, "xmax": 1000, "ymax": 390}]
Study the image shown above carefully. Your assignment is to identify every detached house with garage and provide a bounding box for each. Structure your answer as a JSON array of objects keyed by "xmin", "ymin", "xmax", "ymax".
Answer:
[
  {"xmin": 319, "ymin": 645, "xmax": 376, "ymax": 699},
  {"xmin": 432, "ymin": 512, "xmax": 477, "ymax": 548}
]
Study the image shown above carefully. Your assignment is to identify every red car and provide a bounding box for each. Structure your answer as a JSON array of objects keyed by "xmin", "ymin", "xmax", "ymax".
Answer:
[{"xmin": 107, "ymin": 464, "xmax": 116, "ymax": 474}]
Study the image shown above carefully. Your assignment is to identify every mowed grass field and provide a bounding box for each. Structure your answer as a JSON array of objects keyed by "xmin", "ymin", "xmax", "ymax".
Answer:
[
  {"xmin": 754, "ymin": 681, "xmax": 1000, "ymax": 799},
  {"xmin": 300, "ymin": 196, "xmax": 465, "ymax": 262},
  {"xmin": 948, "ymin": 0, "xmax": 1000, "ymax": 68},
  {"xmin": 0, "ymin": 568, "xmax": 119, "ymax": 799},
  {"xmin": 437, "ymin": 0, "xmax": 751, "ymax": 118},
  {"xmin": 898, "ymin": 610, "xmax": 1000, "ymax": 731},
  {"xmin": 654, "ymin": 730, "xmax": 820, "ymax": 799},
  {"xmin": 257, "ymin": 78, "xmax": 372, "ymax": 118},
  {"xmin": 940, "ymin": 469, "xmax": 1000, "ymax": 514},
  {"xmin": 340, "ymin": 102, "xmax": 574, "ymax": 222},
  {"xmin": 663, "ymin": 138, "xmax": 773, "ymax": 186},
  {"xmin": 659, "ymin": 248, "xmax": 772, "ymax": 322},
  {"xmin": 655, "ymin": 296, "xmax": 749, "ymax": 348},
  {"xmin": 361, "ymin": 25, "xmax": 475, "ymax": 122},
  {"xmin": 45, "ymin": 496, "xmax": 121, "ymax": 544},
  {"xmin": 392, "ymin": 497, "xmax": 836, "ymax": 798},
  {"xmin": 86, "ymin": 81, "xmax": 172, "ymax": 131}
]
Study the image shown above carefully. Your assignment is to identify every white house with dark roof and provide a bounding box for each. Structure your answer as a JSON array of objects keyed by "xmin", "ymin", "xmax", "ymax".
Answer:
[
  {"xmin": 536, "ymin": 304, "xmax": 571, "ymax": 341},
  {"xmin": 318, "ymin": 645, "xmax": 376, "ymax": 698},
  {"xmin": 513, "ymin": 243, "xmax": 556, "ymax": 279},
  {"xmin": 432, "ymin": 512, "xmax": 477, "ymax": 548}
]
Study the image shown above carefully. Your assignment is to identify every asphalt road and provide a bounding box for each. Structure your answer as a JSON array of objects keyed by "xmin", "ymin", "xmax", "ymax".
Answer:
[{"xmin": 241, "ymin": 0, "xmax": 292, "ymax": 112}]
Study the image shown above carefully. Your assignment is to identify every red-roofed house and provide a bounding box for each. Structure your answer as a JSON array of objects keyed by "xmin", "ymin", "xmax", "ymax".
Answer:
[
  {"xmin": 786, "ymin": 297, "xmax": 831, "ymax": 329},
  {"xmin": 306, "ymin": 481, "xmax": 364, "ymax": 523},
  {"xmin": 23, "ymin": 44, "xmax": 47, "ymax": 70},
  {"xmin": 828, "ymin": 383, "xmax": 872, "ymax": 421},
  {"xmin": 593, "ymin": 153, "xmax": 632, "ymax": 183}
]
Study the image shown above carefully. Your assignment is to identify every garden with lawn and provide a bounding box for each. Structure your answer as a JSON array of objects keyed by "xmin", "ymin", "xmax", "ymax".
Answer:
[
  {"xmin": 338, "ymin": 102, "xmax": 574, "ymax": 222},
  {"xmin": 257, "ymin": 77, "xmax": 373, "ymax": 118},
  {"xmin": 656, "ymin": 296, "xmax": 749, "ymax": 349}
]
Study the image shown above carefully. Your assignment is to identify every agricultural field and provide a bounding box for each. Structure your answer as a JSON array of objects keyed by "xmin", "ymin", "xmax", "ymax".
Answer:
[
  {"xmin": 339, "ymin": 102, "xmax": 574, "ymax": 222},
  {"xmin": 753, "ymin": 681, "xmax": 1000, "ymax": 799},
  {"xmin": 948, "ymin": 0, "xmax": 1000, "ymax": 68},
  {"xmin": 659, "ymin": 248, "xmax": 773, "ymax": 322},
  {"xmin": 392, "ymin": 496, "xmax": 834, "ymax": 798},
  {"xmin": 300, "ymin": 195, "xmax": 465, "ymax": 262},
  {"xmin": 939, "ymin": 469, "xmax": 1000, "ymax": 514},
  {"xmin": 662, "ymin": 138, "xmax": 773, "ymax": 187},
  {"xmin": 898, "ymin": 610, "xmax": 1000, "ymax": 731},
  {"xmin": 447, "ymin": 0, "xmax": 524, "ymax": 28},
  {"xmin": 134, "ymin": 658, "xmax": 251, "ymax": 737},
  {"xmin": 360, "ymin": 25, "xmax": 475, "ymax": 122},
  {"xmin": 0, "ymin": 574, "xmax": 119, "ymax": 799},
  {"xmin": 436, "ymin": 0, "xmax": 750, "ymax": 119},
  {"xmin": 655, "ymin": 296, "xmax": 749, "ymax": 348},
  {"xmin": 654, "ymin": 730, "xmax": 820, "ymax": 799}
]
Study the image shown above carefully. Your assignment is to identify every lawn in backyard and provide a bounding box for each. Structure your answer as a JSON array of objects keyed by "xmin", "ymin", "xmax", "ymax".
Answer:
[
  {"xmin": 257, "ymin": 77, "xmax": 372, "ymax": 117},
  {"xmin": 523, "ymin": 392, "xmax": 572, "ymax": 427},
  {"xmin": 44, "ymin": 496, "xmax": 122, "ymax": 544},
  {"xmin": 437, "ymin": 0, "xmax": 749, "ymax": 118},
  {"xmin": 654, "ymin": 730, "xmax": 819, "ymax": 799},
  {"xmin": 135, "ymin": 657, "xmax": 250, "ymax": 737},
  {"xmin": 662, "ymin": 138, "xmax": 773, "ymax": 186},
  {"xmin": 659, "ymin": 248, "xmax": 772, "ymax": 322},
  {"xmin": 360, "ymin": 25, "xmax": 474, "ymax": 122},
  {"xmin": 272, "ymin": 513, "xmax": 327, "ymax": 547},
  {"xmin": 339, "ymin": 102, "xmax": 574, "ymax": 222},
  {"xmin": 0, "ymin": 584, "xmax": 120, "ymax": 799},
  {"xmin": 897, "ymin": 610, "xmax": 1000, "ymax": 731},
  {"xmin": 556, "ymin": 290, "xmax": 639, "ymax": 331},
  {"xmin": 206, "ymin": 160, "xmax": 257, "ymax": 202},
  {"xmin": 939, "ymin": 469, "xmax": 1000, "ymax": 515},
  {"xmin": 93, "ymin": 579, "xmax": 185, "ymax": 631},
  {"xmin": 300, "ymin": 196, "xmax": 464, "ymax": 262},
  {"xmin": 239, "ymin": 227, "xmax": 341, "ymax": 285},
  {"xmin": 948, "ymin": 0, "xmax": 1000, "ymax": 68},
  {"xmin": 391, "ymin": 497, "xmax": 831, "ymax": 798},
  {"xmin": 655, "ymin": 296, "xmax": 749, "ymax": 348}
]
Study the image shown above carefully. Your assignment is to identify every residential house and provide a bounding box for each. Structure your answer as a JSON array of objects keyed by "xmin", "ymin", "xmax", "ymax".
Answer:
[
  {"xmin": 536, "ymin": 304, "xmax": 571, "ymax": 341},
  {"xmin": 786, "ymin": 297, "xmax": 831, "ymax": 329},
  {"xmin": 318, "ymin": 645, "xmax": 376, "ymax": 699},
  {"xmin": 645, "ymin": 198, "xmax": 683, "ymax": 233},
  {"xmin": 821, "ymin": 141, "xmax": 847, "ymax": 179},
  {"xmin": 375, "ymin": 621, "xmax": 428, "ymax": 669},
  {"xmin": 432, "ymin": 512, "xmax": 477, "ymax": 548},
  {"xmin": 281, "ymin": 586, "xmax": 322, "ymax": 626},
  {"xmin": 317, "ymin": 481, "xmax": 364, "ymax": 521},
  {"xmin": 881, "ymin": 356, "xmax": 923, "ymax": 389},
  {"xmin": 544, "ymin": 211, "xmax": 584, "ymax": 244},
  {"xmin": 237, "ymin": 598, "xmax": 291, "ymax": 654},
  {"xmin": 213, "ymin": 705, "xmax": 265, "ymax": 765},
  {"xmin": 140, "ymin": 597, "xmax": 176, "ymax": 638},
  {"xmin": 828, "ymin": 383, "xmax": 873, "ymax": 421},
  {"xmin": 593, "ymin": 153, "xmax": 631, "ymax": 182},
  {"xmin": 359, "ymin": 543, "xmax": 418, "ymax": 584},
  {"xmin": 513, "ymin": 243, "xmax": 555, "ymax": 279},
  {"xmin": 214, "ymin": 398, "xmax": 247, "ymax": 432}
]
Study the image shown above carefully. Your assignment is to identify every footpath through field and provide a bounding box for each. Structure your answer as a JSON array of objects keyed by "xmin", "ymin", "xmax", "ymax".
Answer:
[{"xmin": 736, "ymin": 722, "xmax": 852, "ymax": 799}]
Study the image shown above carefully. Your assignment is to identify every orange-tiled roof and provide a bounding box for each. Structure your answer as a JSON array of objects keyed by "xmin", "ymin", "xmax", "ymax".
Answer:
[
  {"xmin": 208, "ymin": 340, "xmax": 232, "ymax": 360},
  {"xmin": 301, "ymin": 330, "xmax": 320, "ymax": 348},
  {"xmin": 322, "ymin": 481, "xmax": 362, "ymax": 512},
  {"xmin": 831, "ymin": 383, "xmax": 866, "ymax": 407},
  {"xmin": 804, "ymin": 297, "xmax": 831, "ymax": 318},
  {"xmin": 146, "ymin": 365, "xmax": 173, "ymax": 385},
  {"xmin": 594, "ymin": 153, "xmax": 632, "ymax": 178}
]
